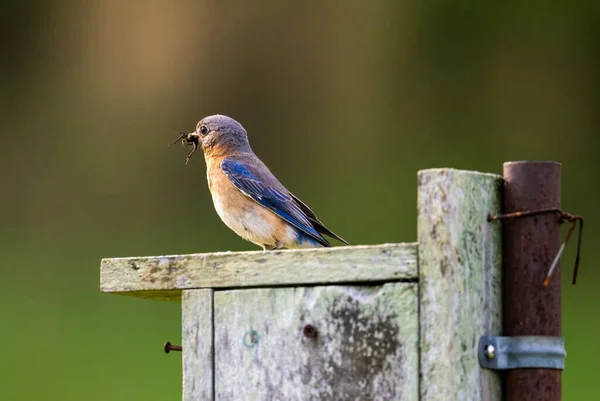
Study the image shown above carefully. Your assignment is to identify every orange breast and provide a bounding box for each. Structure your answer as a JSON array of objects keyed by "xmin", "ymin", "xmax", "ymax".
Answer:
[{"xmin": 204, "ymin": 155, "xmax": 305, "ymax": 249}]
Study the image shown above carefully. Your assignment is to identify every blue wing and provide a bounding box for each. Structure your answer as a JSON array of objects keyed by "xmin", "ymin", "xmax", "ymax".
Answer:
[{"xmin": 220, "ymin": 158, "xmax": 330, "ymax": 247}]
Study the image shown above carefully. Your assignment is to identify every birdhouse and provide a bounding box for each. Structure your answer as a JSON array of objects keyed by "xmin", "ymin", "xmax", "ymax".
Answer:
[{"xmin": 100, "ymin": 168, "xmax": 505, "ymax": 400}]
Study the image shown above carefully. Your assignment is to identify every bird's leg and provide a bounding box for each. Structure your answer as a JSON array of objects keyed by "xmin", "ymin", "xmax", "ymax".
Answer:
[{"xmin": 262, "ymin": 241, "xmax": 284, "ymax": 251}]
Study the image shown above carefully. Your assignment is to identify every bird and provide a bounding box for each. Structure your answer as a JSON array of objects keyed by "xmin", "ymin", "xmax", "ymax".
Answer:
[{"xmin": 171, "ymin": 114, "xmax": 348, "ymax": 251}]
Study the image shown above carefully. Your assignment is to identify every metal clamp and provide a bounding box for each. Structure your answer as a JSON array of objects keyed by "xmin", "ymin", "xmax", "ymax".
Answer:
[{"xmin": 479, "ymin": 336, "xmax": 566, "ymax": 370}]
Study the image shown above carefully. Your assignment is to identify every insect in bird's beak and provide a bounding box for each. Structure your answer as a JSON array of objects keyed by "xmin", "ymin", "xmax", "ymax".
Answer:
[{"xmin": 170, "ymin": 132, "xmax": 200, "ymax": 165}]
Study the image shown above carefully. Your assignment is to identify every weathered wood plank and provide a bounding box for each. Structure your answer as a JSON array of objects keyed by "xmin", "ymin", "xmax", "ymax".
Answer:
[
  {"xmin": 417, "ymin": 168, "xmax": 503, "ymax": 401},
  {"xmin": 213, "ymin": 283, "xmax": 418, "ymax": 401},
  {"xmin": 100, "ymin": 243, "xmax": 417, "ymax": 300},
  {"xmin": 182, "ymin": 289, "xmax": 214, "ymax": 401}
]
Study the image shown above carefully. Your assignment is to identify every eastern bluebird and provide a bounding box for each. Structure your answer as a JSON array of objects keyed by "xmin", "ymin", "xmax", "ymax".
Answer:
[{"xmin": 172, "ymin": 114, "xmax": 348, "ymax": 251}]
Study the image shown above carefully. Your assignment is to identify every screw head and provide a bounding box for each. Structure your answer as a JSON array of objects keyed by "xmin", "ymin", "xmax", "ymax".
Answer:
[
  {"xmin": 303, "ymin": 324, "xmax": 317, "ymax": 338},
  {"xmin": 484, "ymin": 344, "xmax": 496, "ymax": 360}
]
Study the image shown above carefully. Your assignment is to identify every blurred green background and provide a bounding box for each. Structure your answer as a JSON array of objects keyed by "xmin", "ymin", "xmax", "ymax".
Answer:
[{"xmin": 1, "ymin": 1, "xmax": 598, "ymax": 400}]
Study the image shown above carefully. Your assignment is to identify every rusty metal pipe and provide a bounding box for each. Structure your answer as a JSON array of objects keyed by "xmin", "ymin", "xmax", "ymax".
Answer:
[{"xmin": 502, "ymin": 161, "xmax": 562, "ymax": 401}]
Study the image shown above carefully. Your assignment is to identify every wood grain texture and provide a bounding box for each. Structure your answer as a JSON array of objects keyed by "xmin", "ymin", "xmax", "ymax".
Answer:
[
  {"xmin": 182, "ymin": 289, "xmax": 214, "ymax": 401},
  {"xmin": 100, "ymin": 244, "xmax": 417, "ymax": 300},
  {"xmin": 213, "ymin": 284, "xmax": 418, "ymax": 401},
  {"xmin": 417, "ymin": 168, "xmax": 503, "ymax": 401}
]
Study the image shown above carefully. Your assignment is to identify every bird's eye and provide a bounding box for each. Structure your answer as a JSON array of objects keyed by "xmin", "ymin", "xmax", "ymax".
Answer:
[{"xmin": 200, "ymin": 125, "xmax": 208, "ymax": 136}]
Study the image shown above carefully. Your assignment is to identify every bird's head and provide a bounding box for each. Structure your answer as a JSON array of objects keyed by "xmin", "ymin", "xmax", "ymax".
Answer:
[{"xmin": 171, "ymin": 115, "xmax": 251, "ymax": 164}]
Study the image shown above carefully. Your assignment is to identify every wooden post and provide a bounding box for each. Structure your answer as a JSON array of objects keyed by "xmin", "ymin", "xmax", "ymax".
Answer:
[
  {"xmin": 502, "ymin": 161, "xmax": 562, "ymax": 401},
  {"xmin": 418, "ymin": 168, "xmax": 503, "ymax": 401}
]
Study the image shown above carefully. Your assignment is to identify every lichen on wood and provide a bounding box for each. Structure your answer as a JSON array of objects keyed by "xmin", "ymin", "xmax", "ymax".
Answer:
[
  {"xmin": 417, "ymin": 168, "xmax": 503, "ymax": 401},
  {"xmin": 100, "ymin": 243, "xmax": 417, "ymax": 300},
  {"xmin": 213, "ymin": 283, "xmax": 418, "ymax": 401}
]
